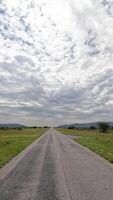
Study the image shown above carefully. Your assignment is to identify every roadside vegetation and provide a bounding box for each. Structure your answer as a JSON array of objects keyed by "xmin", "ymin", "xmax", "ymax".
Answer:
[
  {"xmin": 0, "ymin": 128, "xmax": 48, "ymax": 168},
  {"xmin": 58, "ymin": 126, "xmax": 113, "ymax": 163}
]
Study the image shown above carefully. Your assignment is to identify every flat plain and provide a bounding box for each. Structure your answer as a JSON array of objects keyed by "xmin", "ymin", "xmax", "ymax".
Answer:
[
  {"xmin": 0, "ymin": 128, "xmax": 48, "ymax": 168},
  {"xmin": 1, "ymin": 128, "xmax": 113, "ymax": 200},
  {"xmin": 58, "ymin": 128, "xmax": 113, "ymax": 163}
]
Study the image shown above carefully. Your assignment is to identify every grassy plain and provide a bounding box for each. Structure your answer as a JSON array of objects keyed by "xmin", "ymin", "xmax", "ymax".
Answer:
[
  {"xmin": 58, "ymin": 128, "xmax": 113, "ymax": 163},
  {"xmin": 0, "ymin": 128, "xmax": 48, "ymax": 168}
]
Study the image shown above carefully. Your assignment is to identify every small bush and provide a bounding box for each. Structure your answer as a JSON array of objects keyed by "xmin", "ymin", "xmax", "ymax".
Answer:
[
  {"xmin": 68, "ymin": 126, "xmax": 75, "ymax": 130},
  {"xmin": 98, "ymin": 122, "xmax": 110, "ymax": 133}
]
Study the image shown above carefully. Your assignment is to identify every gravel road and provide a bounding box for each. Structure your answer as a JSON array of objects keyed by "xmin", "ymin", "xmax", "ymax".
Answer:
[{"xmin": 0, "ymin": 128, "xmax": 113, "ymax": 200}]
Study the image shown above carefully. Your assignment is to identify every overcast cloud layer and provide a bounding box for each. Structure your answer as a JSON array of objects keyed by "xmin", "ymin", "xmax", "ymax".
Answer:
[{"xmin": 0, "ymin": 0, "xmax": 113, "ymax": 126}]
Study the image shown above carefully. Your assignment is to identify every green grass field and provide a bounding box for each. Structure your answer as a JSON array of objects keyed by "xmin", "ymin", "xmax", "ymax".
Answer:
[
  {"xmin": 0, "ymin": 128, "xmax": 48, "ymax": 168},
  {"xmin": 58, "ymin": 128, "xmax": 113, "ymax": 163}
]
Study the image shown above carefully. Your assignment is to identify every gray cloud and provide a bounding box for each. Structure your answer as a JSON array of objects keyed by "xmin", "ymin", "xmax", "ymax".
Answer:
[{"xmin": 0, "ymin": 0, "xmax": 113, "ymax": 126}]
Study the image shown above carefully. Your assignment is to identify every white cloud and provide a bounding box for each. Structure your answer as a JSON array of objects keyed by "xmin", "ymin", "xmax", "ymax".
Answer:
[{"xmin": 0, "ymin": 0, "xmax": 113, "ymax": 126}]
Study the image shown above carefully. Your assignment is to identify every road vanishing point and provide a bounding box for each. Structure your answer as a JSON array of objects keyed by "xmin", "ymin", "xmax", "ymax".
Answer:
[{"xmin": 0, "ymin": 128, "xmax": 113, "ymax": 200}]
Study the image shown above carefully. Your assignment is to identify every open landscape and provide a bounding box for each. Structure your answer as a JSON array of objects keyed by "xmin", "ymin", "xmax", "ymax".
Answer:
[
  {"xmin": 1, "ymin": 0, "xmax": 113, "ymax": 199},
  {"xmin": 58, "ymin": 128, "xmax": 113, "ymax": 163},
  {"xmin": 0, "ymin": 128, "xmax": 48, "ymax": 168},
  {"xmin": 1, "ymin": 128, "xmax": 113, "ymax": 200}
]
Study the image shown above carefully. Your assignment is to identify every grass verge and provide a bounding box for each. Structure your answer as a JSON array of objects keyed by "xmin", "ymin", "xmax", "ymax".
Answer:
[
  {"xmin": 0, "ymin": 128, "xmax": 48, "ymax": 168},
  {"xmin": 57, "ymin": 128, "xmax": 113, "ymax": 163}
]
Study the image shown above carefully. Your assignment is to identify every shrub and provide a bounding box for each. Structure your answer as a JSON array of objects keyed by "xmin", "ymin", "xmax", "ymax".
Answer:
[
  {"xmin": 98, "ymin": 122, "xmax": 110, "ymax": 133},
  {"xmin": 68, "ymin": 126, "xmax": 75, "ymax": 130}
]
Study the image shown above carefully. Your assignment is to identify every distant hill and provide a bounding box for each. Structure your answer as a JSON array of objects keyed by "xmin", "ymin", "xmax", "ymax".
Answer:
[
  {"xmin": 0, "ymin": 124, "xmax": 25, "ymax": 128},
  {"xmin": 58, "ymin": 122, "xmax": 113, "ymax": 129}
]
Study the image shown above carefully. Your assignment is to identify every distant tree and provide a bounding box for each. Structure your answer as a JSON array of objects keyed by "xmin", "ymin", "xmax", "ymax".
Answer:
[
  {"xmin": 68, "ymin": 126, "xmax": 75, "ymax": 130},
  {"xmin": 89, "ymin": 126, "xmax": 96, "ymax": 130},
  {"xmin": 98, "ymin": 122, "xmax": 110, "ymax": 133},
  {"xmin": 0, "ymin": 127, "xmax": 5, "ymax": 130},
  {"xmin": 17, "ymin": 127, "xmax": 23, "ymax": 130},
  {"xmin": 33, "ymin": 126, "xmax": 37, "ymax": 129}
]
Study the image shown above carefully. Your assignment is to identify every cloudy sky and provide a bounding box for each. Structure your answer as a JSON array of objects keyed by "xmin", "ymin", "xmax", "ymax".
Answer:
[{"xmin": 0, "ymin": 0, "xmax": 113, "ymax": 126}]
